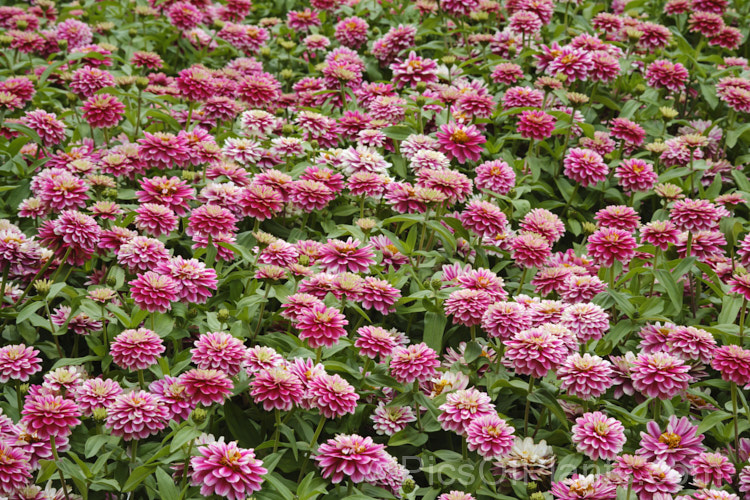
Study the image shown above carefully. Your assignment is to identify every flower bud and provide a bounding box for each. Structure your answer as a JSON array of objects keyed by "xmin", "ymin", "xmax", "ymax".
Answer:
[
  {"xmin": 135, "ymin": 77, "xmax": 149, "ymax": 90},
  {"xmin": 34, "ymin": 279, "xmax": 52, "ymax": 296},
  {"xmin": 217, "ymin": 308, "xmax": 230, "ymax": 322},
  {"xmin": 92, "ymin": 407, "xmax": 108, "ymax": 423},
  {"xmin": 191, "ymin": 407, "xmax": 207, "ymax": 424}
]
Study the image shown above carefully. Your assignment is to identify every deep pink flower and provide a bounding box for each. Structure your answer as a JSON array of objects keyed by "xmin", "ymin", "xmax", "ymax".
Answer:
[
  {"xmin": 318, "ymin": 238, "xmax": 375, "ymax": 274},
  {"xmin": 354, "ymin": 326, "xmax": 400, "ymax": 360},
  {"xmin": 491, "ymin": 63, "xmax": 524, "ymax": 84},
  {"xmin": 504, "ymin": 327, "xmax": 568, "ymax": 378},
  {"xmin": 517, "ymin": 110, "xmax": 556, "ymax": 140},
  {"xmin": 150, "ymin": 376, "xmax": 195, "ymax": 422},
  {"xmin": 586, "ymin": 227, "xmax": 637, "ymax": 266},
  {"xmin": 547, "ymin": 46, "xmax": 593, "ymax": 81},
  {"xmin": 465, "ymin": 413, "xmax": 515, "ymax": 459},
  {"xmin": 37, "ymin": 210, "xmax": 100, "ymax": 266},
  {"xmin": 436, "ymin": 122, "xmax": 486, "ymax": 164},
  {"xmin": 0, "ymin": 441, "xmax": 31, "ymax": 495},
  {"xmin": 250, "ymin": 366, "xmax": 304, "ymax": 411},
  {"xmin": 134, "ymin": 203, "xmax": 179, "ymax": 237},
  {"xmin": 315, "ymin": 434, "xmax": 387, "ymax": 484},
  {"xmin": 461, "ymin": 200, "xmax": 507, "ymax": 237},
  {"xmin": 155, "ymin": 256, "xmax": 217, "ymax": 305},
  {"xmin": 81, "ymin": 93, "xmax": 125, "ymax": 128},
  {"xmin": 129, "ymin": 271, "xmax": 179, "ymax": 313},
  {"xmin": 358, "ymin": 277, "xmax": 401, "ymax": 315},
  {"xmin": 191, "ymin": 441, "xmax": 267, "ymax": 500},
  {"xmin": 137, "ymin": 131, "xmax": 192, "ymax": 169},
  {"xmin": 521, "ymin": 209, "xmax": 565, "ymax": 244},
  {"xmin": 559, "ymin": 303, "xmax": 609, "ymax": 342},
  {"xmin": 558, "ymin": 353, "xmax": 613, "ymax": 399},
  {"xmin": 69, "ymin": 66, "xmax": 115, "ymax": 97},
  {"xmin": 180, "ymin": 369, "xmax": 234, "ymax": 406},
  {"xmin": 610, "ymin": 117, "xmax": 646, "ymax": 146},
  {"xmin": 481, "ymin": 302, "xmax": 531, "ymax": 340},
  {"xmin": 631, "ymin": 351, "xmax": 691, "ymax": 399},
  {"xmin": 616, "ymin": 158, "xmax": 658, "ymax": 192},
  {"xmin": 188, "ymin": 204, "xmax": 237, "ymax": 238},
  {"xmin": 511, "ymin": 232, "xmax": 552, "ymax": 268},
  {"xmin": 595, "ymin": 205, "xmax": 640, "ymax": 232},
  {"xmin": 390, "ymin": 343, "xmax": 440, "ymax": 384},
  {"xmin": 117, "ymin": 235, "xmax": 170, "ymax": 273},
  {"xmin": 136, "ymin": 176, "xmax": 195, "ymax": 216},
  {"xmin": 551, "ymin": 474, "xmax": 617, "ymax": 500},
  {"xmin": 571, "ymin": 411, "xmax": 625, "ymax": 461},
  {"xmin": 21, "ymin": 394, "xmax": 81, "ymax": 439},
  {"xmin": 175, "ymin": 65, "xmax": 214, "ymax": 100},
  {"xmin": 238, "ymin": 184, "xmax": 284, "ymax": 220},
  {"xmin": 444, "ymin": 289, "xmax": 493, "ymax": 326},
  {"xmin": 646, "ymin": 59, "xmax": 689, "ymax": 92},
  {"xmin": 667, "ymin": 326, "xmax": 716, "ymax": 364},
  {"xmin": 191, "ymin": 332, "xmax": 246, "ymax": 376},
  {"xmin": 641, "ymin": 220, "xmax": 680, "ymax": 251},
  {"xmin": 36, "ymin": 170, "xmax": 88, "ymax": 211},
  {"xmin": 74, "ymin": 378, "xmax": 122, "ymax": 416},
  {"xmin": 563, "ymin": 148, "xmax": 609, "ymax": 187},
  {"xmin": 475, "ymin": 159, "xmax": 516, "ymax": 195},
  {"xmin": 391, "ymin": 51, "xmax": 438, "ymax": 88},
  {"xmin": 633, "ymin": 462, "xmax": 682, "ymax": 499},
  {"xmin": 371, "ymin": 403, "xmax": 416, "ymax": 436},
  {"xmin": 296, "ymin": 303, "xmax": 348, "ymax": 349},
  {"xmin": 690, "ymin": 452, "xmax": 735, "ymax": 487},
  {"xmin": 711, "ymin": 344, "xmax": 750, "ymax": 386},
  {"xmin": 638, "ymin": 416, "xmax": 705, "ymax": 467},
  {"xmin": 0, "ymin": 344, "xmax": 42, "ymax": 383},
  {"xmin": 110, "ymin": 328, "xmax": 165, "ymax": 371},
  {"xmin": 22, "ymin": 109, "xmax": 66, "ymax": 146},
  {"xmin": 670, "ymin": 198, "xmax": 721, "ymax": 232},
  {"xmin": 308, "ymin": 373, "xmax": 359, "ymax": 418}
]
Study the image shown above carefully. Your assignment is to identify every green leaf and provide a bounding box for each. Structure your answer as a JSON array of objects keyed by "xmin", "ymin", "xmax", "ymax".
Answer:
[
  {"xmin": 263, "ymin": 472, "xmax": 295, "ymax": 500},
  {"xmin": 156, "ymin": 467, "xmax": 180, "ymax": 500},
  {"xmin": 381, "ymin": 125, "xmax": 413, "ymax": 141},
  {"xmin": 463, "ymin": 341, "xmax": 483, "ymax": 363},
  {"xmin": 170, "ymin": 426, "xmax": 201, "ymax": 453},
  {"xmin": 122, "ymin": 464, "xmax": 157, "ymax": 492},
  {"xmin": 696, "ymin": 410, "xmax": 732, "ymax": 434},
  {"xmin": 654, "ymin": 269, "xmax": 683, "ymax": 312},
  {"xmin": 16, "ymin": 301, "xmax": 44, "ymax": 324},
  {"xmin": 423, "ymin": 311, "xmax": 447, "ymax": 352},
  {"xmin": 388, "ymin": 426, "xmax": 428, "ymax": 447}
]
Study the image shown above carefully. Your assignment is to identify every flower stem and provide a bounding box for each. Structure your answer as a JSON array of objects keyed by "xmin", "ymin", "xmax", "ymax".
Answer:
[
  {"xmin": 732, "ymin": 382, "xmax": 740, "ymax": 455},
  {"xmin": 524, "ymin": 376, "xmax": 535, "ymax": 435},
  {"xmin": 298, "ymin": 417, "xmax": 326, "ymax": 482},
  {"xmin": 50, "ymin": 436, "xmax": 71, "ymax": 500},
  {"xmin": 740, "ymin": 297, "xmax": 747, "ymax": 343},
  {"xmin": 516, "ymin": 267, "xmax": 529, "ymax": 297},
  {"xmin": 273, "ymin": 409, "xmax": 282, "ymax": 453}
]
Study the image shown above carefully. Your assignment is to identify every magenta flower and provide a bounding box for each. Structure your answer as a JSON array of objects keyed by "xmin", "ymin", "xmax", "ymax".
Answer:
[
  {"xmin": 0, "ymin": 344, "xmax": 42, "ymax": 383},
  {"xmin": 481, "ymin": 302, "xmax": 531, "ymax": 340},
  {"xmin": 504, "ymin": 327, "xmax": 568, "ymax": 378},
  {"xmin": 81, "ymin": 93, "xmax": 125, "ymax": 128},
  {"xmin": 461, "ymin": 200, "xmax": 508, "ymax": 237},
  {"xmin": 354, "ymin": 326, "xmax": 400, "ymax": 360},
  {"xmin": 558, "ymin": 353, "xmax": 613, "ymax": 399},
  {"xmin": 511, "ymin": 232, "xmax": 552, "ymax": 268},
  {"xmin": 616, "ymin": 159, "xmax": 658, "ymax": 192},
  {"xmin": 633, "ymin": 462, "xmax": 682, "ymax": 499},
  {"xmin": 296, "ymin": 303, "xmax": 348, "ymax": 349},
  {"xmin": 690, "ymin": 452, "xmax": 735, "ymax": 487},
  {"xmin": 475, "ymin": 159, "xmax": 516, "ymax": 195},
  {"xmin": 631, "ymin": 351, "xmax": 691, "ymax": 400},
  {"xmin": 191, "ymin": 332, "xmax": 247, "ymax": 376},
  {"xmin": 559, "ymin": 303, "xmax": 609, "ymax": 343},
  {"xmin": 155, "ymin": 256, "xmax": 218, "ymax": 305},
  {"xmin": 180, "ymin": 369, "xmax": 234, "ymax": 406},
  {"xmin": 106, "ymin": 390, "xmax": 169, "ymax": 440},
  {"xmin": 436, "ymin": 122, "xmax": 486, "ymax": 164},
  {"xmin": 711, "ymin": 344, "xmax": 750, "ymax": 386},
  {"xmin": 465, "ymin": 413, "xmax": 515, "ymax": 459},
  {"xmin": 250, "ymin": 366, "xmax": 304, "ymax": 411},
  {"xmin": 21, "ymin": 394, "xmax": 81, "ymax": 439},
  {"xmin": 315, "ymin": 434, "xmax": 387, "ymax": 483},
  {"xmin": 517, "ymin": 110, "xmax": 556, "ymax": 140},
  {"xmin": 390, "ymin": 343, "xmax": 440, "ymax": 384},
  {"xmin": 0, "ymin": 441, "xmax": 31, "ymax": 495},
  {"xmin": 137, "ymin": 131, "xmax": 191, "ymax": 169},
  {"xmin": 308, "ymin": 373, "xmax": 360, "ymax": 418},
  {"xmin": 551, "ymin": 474, "xmax": 616, "ymax": 500},
  {"xmin": 571, "ymin": 411, "xmax": 625, "ymax": 461},
  {"xmin": 438, "ymin": 388, "xmax": 494, "ymax": 435},
  {"xmin": 637, "ymin": 416, "xmax": 705, "ymax": 467},
  {"xmin": 149, "ymin": 376, "xmax": 195, "ymax": 422},
  {"xmin": 75, "ymin": 378, "xmax": 123, "ymax": 416},
  {"xmin": 586, "ymin": 227, "xmax": 637, "ymax": 267},
  {"xmin": 371, "ymin": 403, "xmax": 416, "ymax": 435},
  {"xmin": 358, "ymin": 277, "xmax": 401, "ymax": 315},
  {"xmin": 191, "ymin": 441, "xmax": 266, "ymax": 500},
  {"xmin": 641, "ymin": 220, "xmax": 680, "ymax": 251},
  {"xmin": 188, "ymin": 204, "xmax": 237, "ymax": 238},
  {"xmin": 645, "ymin": 59, "xmax": 689, "ymax": 92},
  {"xmin": 670, "ymin": 198, "xmax": 721, "ymax": 232},
  {"xmin": 317, "ymin": 238, "xmax": 375, "ymax": 274},
  {"xmin": 563, "ymin": 148, "xmax": 609, "ymax": 187},
  {"xmin": 37, "ymin": 210, "xmax": 101, "ymax": 266},
  {"xmin": 110, "ymin": 328, "xmax": 165, "ymax": 371},
  {"xmin": 21, "ymin": 109, "xmax": 66, "ymax": 146},
  {"xmin": 129, "ymin": 271, "xmax": 179, "ymax": 313},
  {"xmin": 134, "ymin": 203, "xmax": 179, "ymax": 237},
  {"xmin": 444, "ymin": 289, "xmax": 493, "ymax": 327},
  {"xmin": 391, "ymin": 51, "xmax": 439, "ymax": 88},
  {"xmin": 136, "ymin": 176, "xmax": 195, "ymax": 216}
]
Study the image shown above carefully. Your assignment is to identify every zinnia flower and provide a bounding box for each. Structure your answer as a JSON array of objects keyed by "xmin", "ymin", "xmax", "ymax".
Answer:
[
  {"xmin": 390, "ymin": 343, "xmax": 440, "ymax": 384},
  {"xmin": 586, "ymin": 227, "xmax": 637, "ymax": 267},
  {"xmin": 557, "ymin": 353, "xmax": 613, "ymax": 399},
  {"xmin": 110, "ymin": 328, "xmax": 165, "ymax": 371},
  {"xmin": 461, "ymin": 200, "xmax": 507, "ymax": 237},
  {"xmin": 517, "ymin": 110, "xmax": 556, "ymax": 140},
  {"xmin": 371, "ymin": 403, "xmax": 416, "ymax": 435},
  {"xmin": 296, "ymin": 303, "xmax": 348, "ymax": 349},
  {"xmin": 571, "ymin": 411, "xmax": 626, "ymax": 461},
  {"xmin": 191, "ymin": 441, "xmax": 267, "ymax": 500},
  {"xmin": 315, "ymin": 434, "xmax": 388, "ymax": 483},
  {"xmin": 129, "ymin": 271, "xmax": 179, "ymax": 313},
  {"xmin": 504, "ymin": 327, "xmax": 567, "ymax": 378},
  {"xmin": 180, "ymin": 368, "xmax": 234, "ymax": 406},
  {"xmin": 0, "ymin": 441, "xmax": 31, "ymax": 495},
  {"xmin": 317, "ymin": 238, "xmax": 375, "ymax": 274},
  {"xmin": 563, "ymin": 148, "xmax": 609, "ymax": 187},
  {"xmin": 190, "ymin": 332, "xmax": 247, "ymax": 376},
  {"xmin": 0, "ymin": 344, "xmax": 42, "ymax": 383},
  {"xmin": 690, "ymin": 452, "xmax": 735, "ymax": 487},
  {"xmin": 436, "ymin": 122, "xmax": 486, "ymax": 164},
  {"xmin": 308, "ymin": 373, "xmax": 360, "ymax": 418},
  {"xmin": 21, "ymin": 394, "xmax": 81, "ymax": 439},
  {"xmin": 250, "ymin": 366, "xmax": 304, "ymax": 411},
  {"xmin": 81, "ymin": 93, "xmax": 125, "ymax": 128},
  {"xmin": 711, "ymin": 344, "xmax": 750, "ymax": 386},
  {"xmin": 465, "ymin": 413, "xmax": 515, "ymax": 459}
]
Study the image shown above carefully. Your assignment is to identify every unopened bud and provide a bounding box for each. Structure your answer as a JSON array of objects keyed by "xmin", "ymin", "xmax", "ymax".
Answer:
[
  {"xmin": 213, "ymin": 19, "xmax": 225, "ymax": 29},
  {"xmin": 298, "ymin": 254, "xmax": 310, "ymax": 266},
  {"xmin": 34, "ymin": 279, "xmax": 52, "ymax": 295},
  {"xmin": 582, "ymin": 221, "xmax": 597, "ymax": 234},
  {"xmin": 527, "ymin": 482, "xmax": 539, "ymax": 493},
  {"xmin": 280, "ymin": 69, "xmax": 294, "ymax": 80},
  {"xmin": 15, "ymin": 19, "xmax": 28, "ymax": 30},
  {"xmin": 191, "ymin": 407, "xmax": 207, "ymax": 424},
  {"xmin": 282, "ymin": 124, "xmax": 295, "ymax": 135},
  {"xmin": 415, "ymin": 95, "xmax": 427, "ymax": 107},
  {"xmin": 529, "ymin": 493, "xmax": 545, "ymax": 500},
  {"xmin": 135, "ymin": 77, "xmax": 149, "ymax": 90},
  {"xmin": 260, "ymin": 47, "xmax": 271, "ymax": 57},
  {"xmin": 56, "ymin": 39, "xmax": 68, "ymax": 50},
  {"xmin": 18, "ymin": 383, "xmax": 29, "ymax": 396},
  {"xmin": 217, "ymin": 308, "xmax": 230, "ymax": 322},
  {"xmin": 416, "ymin": 81, "xmax": 427, "ymax": 93},
  {"xmin": 402, "ymin": 478, "xmax": 416, "ymax": 494},
  {"xmin": 92, "ymin": 407, "xmax": 108, "ymax": 423},
  {"xmin": 187, "ymin": 308, "xmax": 198, "ymax": 319},
  {"xmin": 356, "ymin": 218, "xmax": 376, "ymax": 231},
  {"xmin": 309, "ymin": 140, "xmax": 319, "ymax": 150},
  {"xmin": 430, "ymin": 278, "xmax": 443, "ymax": 290},
  {"xmin": 660, "ymin": 106, "xmax": 678, "ymax": 119},
  {"xmin": 442, "ymin": 55, "xmax": 455, "ymax": 65}
]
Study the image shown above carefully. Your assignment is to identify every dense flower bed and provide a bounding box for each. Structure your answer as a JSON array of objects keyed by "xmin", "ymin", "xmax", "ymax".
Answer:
[{"xmin": 1, "ymin": 0, "xmax": 750, "ymax": 498}]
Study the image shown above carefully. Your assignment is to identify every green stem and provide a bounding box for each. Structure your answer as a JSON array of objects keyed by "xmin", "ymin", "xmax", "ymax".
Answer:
[
  {"xmin": 50, "ymin": 436, "xmax": 71, "ymax": 500},
  {"xmin": 732, "ymin": 382, "xmax": 740, "ymax": 456},
  {"xmin": 273, "ymin": 409, "xmax": 282, "ymax": 453},
  {"xmin": 298, "ymin": 417, "xmax": 326, "ymax": 482},
  {"xmin": 15, "ymin": 380, "xmax": 23, "ymax": 413},
  {"xmin": 252, "ymin": 285, "xmax": 271, "ymax": 341},
  {"xmin": 14, "ymin": 247, "xmax": 71, "ymax": 306},
  {"xmin": 315, "ymin": 347, "xmax": 322, "ymax": 364},
  {"xmin": 524, "ymin": 377, "xmax": 535, "ymax": 435},
  {"xmin": 740, "ymin": 297, "xmax": 747, "ymax": 343},
  {"xmin": 130, "ymin": 440, "xmax": 139, "ymax": 470},
  {"xmin": 414, "ymin": 381, "xmax": 423, "ymax": 432},
  {"xmin": 138, "ymin": 370, "xmax": 146, "ymax": 390},
  {"xmin": 516, "ymin": 267, "xmax": 529, "ymax": 296},
  {"xmin": 0, "ymin": 267, "xmax": 8, "ymax": 307},
  {"xmin": 462, "ymin": 437, "xmax": 468, "ymax": 460},
  {"xmin": 179, "ymin": 438, "xmax": 194, "ymax": 496}
]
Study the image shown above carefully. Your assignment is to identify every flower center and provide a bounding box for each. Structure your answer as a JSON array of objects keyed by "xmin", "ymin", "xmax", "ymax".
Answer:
[
  {"xmin": 450, "ymin": 129, "xmax": 470, "ymax": 144},
  {"xmin": 659, "ymin": 432, "xmax": 682, "ymax": 448}
]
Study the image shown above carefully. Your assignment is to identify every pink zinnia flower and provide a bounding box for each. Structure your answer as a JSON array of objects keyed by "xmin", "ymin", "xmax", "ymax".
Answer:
[
  {"xmin": 436, "ymin": 122, "xmax": 486, "ymax": 164},
  {"xmin": 491, "ymin": 63, "xmax": 524, "ymax": 84},
  {"xmin": 610, "ymin": 117, "xmax": 646, "ymax": 147},
  {"xmin": 75, "ymin": 378, "xmax": 122, "ymax": 416},
  {"xmin": 551, "ymin": 474, "xmax": 617, "ymax": 500},
  {"xmin": 110, "ymin": 328, "xmax": 165, "ymax": 371},
  {"xmin": 634, "ymin": 462, "xmax": 682, "ymax": 499},
  {"xmin": 81, "ymin": 93, "xmax": 125, "ymax": 128},
  {"xmin": 547, "ymin": 46, "xmax": 593, "ymax": 81},
  {"xmin": 355, "ymin": 326, "xmax": 400, "ymax": 360},
  {"xmin": 129, "ymin": 271, "xmax": 179, "ymax": 313},
  {"xmin": 465, "ymin": 413, "xmax": 515, "ymax": 459},
  {"xmin": 21, "ymin": 394, "xmax": 81, "ymax": 439},
  {"xmin": 37, "ymin": 170, "xmax": 88, "ymax": 211},
  {"xmin": 564, "ymin": 148, "xmax": 609, "ymax": 187},
  {"xmin": 504, "ymin": 327, "xmax": 568, "ymax": 378},
  {"xmin": 595, "ymin": 205, "xmax": 640, "ymax": 232},
  {"xmin": 475, "ymin": 159, "xmax": 516, "ymax": 195},
  {"xmin": 641, "ymin": 220, "xmax": 680, "ymax": 251},
  {"xmin": 238, "ymin": 184, "xmax": 284, "ymax": 220},
  {"xmin": 511, "ymin": 232, "xmax": 552, "ymax": 268},
  {"xmin": 0, "ymin": 344, "xmax": 42, "ymax": 383},
  {"xmin": 521, "ymin": 209, "xmax": 565, "ymax": 244},
  {"xmin": 371, "ymin": 403, "xmax": 416, "ymax": 435},
  {"xmin": 645, "ymin": 59, "xmax": 689, "ymax": 92},
  {"xmin": 315, "ymin": 434, "xmax": 387, "ymax": 483},
  {"xmin": 391, "ymin": 51, "xmax": 438, "ymax": 88},
  {"xmin": 117, "ymin": 236, "xmax": 170, "ymax": 273},
  {"xmin": 188, "ymin": 204, "xmax": 237, "ymax": 238},
  {"xmin": 134, "ymin": 203, "xmax": 179, "ymax": 237},
  {"xmin": 137, "ymin": 131, "xmax": 191, "ymax": 169},
  {"xmin": 560, "ymin": 303, "xmax": 609, "ymax": 342},
  {"xmin": 711, "ymin": 344, "xmax": 750, "ymax": 386},
  {"xmin": 37, "ymin": 210, "xmax": 100, "ymax": 266},
  {"xmin": 690, "ymin": 452, "xmax": 735, "ymax": 487},
  {"xmin": 638, "ymin": 416, "xmax": 705, "ymax": 467},
  {"xmin": 250, "ymin": 366, "xmax": 304, "ymax": 411},
  {"xmin": 308, "ymin": 373, "xmax": 359, "ymax": 418},
  {"xmin": 150, "ymin": 376, "xmax": 195, "ymax": 422},
  {"xmin": 558, "ymin": 353, "xmax": 613, "ymax": 399},
  {"xmin": 22, "ymin": 109, "xmax": 66, "ymax": 146},
  {"xmin": 296, "ymin": 303, "xmax": 348, "ymax": 349},
  {"xmin": 631, "ymin": 351, "xmax": 691, "ymax": 399},
  {"xmin": 358, "ymin": 277, "xmax": 401, "ymax": 315},
  {"xmin": 444, "ymin": 289, "xmax": 493, "ymax": 326},
  {"xmin": 586, "ymin": 227, "xmax": 637, "ymax": 266},
  {"xmin": 155, "ymin": 256, "xmax": 217, "ymax": 305},
  {"xmin": 191, "ymin": 332, "xmax": 246, "ymax": 376},
  {"xmin": 571, "ymin": 411, "xmax": 625, "ymax": 461},
  {"xmin": 461, "ymin": 200, "xmax": 507, "ymax": 237},
  {"xmin": 670, "ymin": 198, "xmax": 721, "ymax": 232},
  {"xmin": 481, "ymin": 302, "xmax": 531, "ymax": 340},
  {"xmin": 180, "ymin": 369, "xmax": 233, "ymax": 406},
  {"xmin": 390, "ymin": 343, "xmax": 440, "ymax": 384},
  {"xmin": 0, "ymin": 441, "xmax": 31, "ymax": 495},
  {"xmin": 136, "ymin": 176, "xmax": 195, "ymax": 215},
  {"xmin": 318, "ymin": 238, "xmax": 375, "ymax": 274},
  {"xmin": 69, "ymin": 66, "xmax": 116, "ymax": 98},
  {"xmin": 517, "ymin": 110, "xmax": 556, "ymax": 140},
  {"xmin": 191, "ymin": 441, "xmax": 267, "ymax": 500}
]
